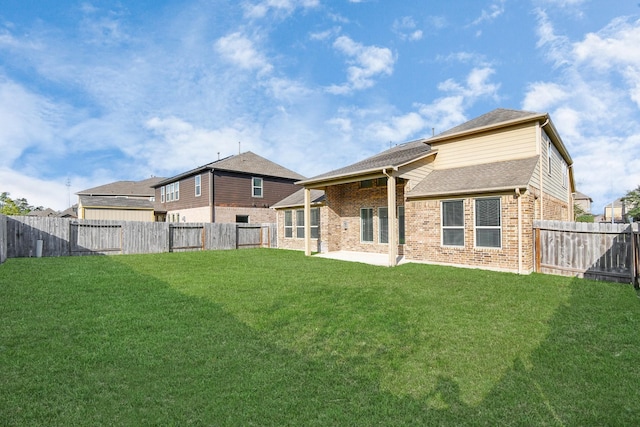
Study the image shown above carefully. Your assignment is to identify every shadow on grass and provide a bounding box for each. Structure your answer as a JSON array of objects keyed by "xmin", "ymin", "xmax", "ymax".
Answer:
[{"xmin": 1, "ymin": 255, "xmax": 639, "ymax": 426}]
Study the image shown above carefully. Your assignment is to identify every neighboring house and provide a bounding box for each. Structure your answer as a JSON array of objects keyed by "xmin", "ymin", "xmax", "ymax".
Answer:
[
  {"xmin": 27, "ymin": 208, "xmax": 58, "ymax": 217},
  {"xmin": 272, "ymin": 189, "xmax": 326, "ymax": 252},
  {"xmin": 76, "ymin": 177, "xmax": 165, "ymax": 221},
  {"xmin": 602, "ymin": 198, "xmax": 627, "ymax": 223},
  {"xmin": 573, "ymin": 191, "xmax": 592, "ymax": 214},
  {"xmin": 153, "ymin": 151, "xmax": 305, "ymax": 224},
  {"xmin": 292, "ymin": 108, "xmax": 575, "ymax": 273}
]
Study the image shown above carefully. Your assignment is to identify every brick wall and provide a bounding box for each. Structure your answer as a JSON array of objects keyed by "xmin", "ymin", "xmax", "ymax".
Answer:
[
  {"xmin": 214, "ymin": 206, "xmax": 276, "ymax": 224},
  {"xmin": 404, "ymin": 192, "xmax": 536, "ymax": 273},
  {"xmin": 325, "ymin": 181, "xmax": 405, "ymax": 254}
]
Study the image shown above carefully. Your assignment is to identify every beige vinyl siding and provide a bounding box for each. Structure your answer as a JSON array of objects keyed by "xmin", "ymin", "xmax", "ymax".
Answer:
[
  {"xmin": 542, "ymin": 131, "xmax": 569, "ymax": 202},
  {"xmin": 398, "ymin": 157, "xmax": 435, "ymax": 191},
  {"xmin": 431, "ymin": 123, "xmax": 537, "ymax": 170},
  {"xmin": 83, "ymin": 208, "xmax": 154, "ymax": 222}
]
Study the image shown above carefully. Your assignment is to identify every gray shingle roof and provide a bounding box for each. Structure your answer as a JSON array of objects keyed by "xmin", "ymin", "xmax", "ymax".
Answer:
[
  {"xmin": 435, "ymin": 108, "xmax": 543, "ymax": 138},
  {"xmin": 77, "ymin": 177, "xmax": 165, "ymax": 197},
  {"xmin": 272, "ymin": 189, "xmax": 326, "ymax": 209},
  {"xmin": 406, "ymin": 156, "xmax": 540, "ymax": 198},
  {"xmin": 157, "ymin": 151, "xmax": 305, "ymax": 186},
  {"xmin": 299, "ymin": 139, "xmax": 433, "ymax": 185},
  {"xmin": 79, "ymin": 196, "xmax": 154, "ymax": 209}
]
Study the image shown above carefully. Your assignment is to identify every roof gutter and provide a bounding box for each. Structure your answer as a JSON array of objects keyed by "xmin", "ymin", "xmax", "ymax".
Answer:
[{"xmin": 406, "ymin": 184, "xmax": 528, "ymax": 200}]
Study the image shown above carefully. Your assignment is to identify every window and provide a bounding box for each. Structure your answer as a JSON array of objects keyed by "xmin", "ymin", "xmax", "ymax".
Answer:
[
  {"xmin": 360, "ymin": 179, "xmax": 373, "ymax": 189},
  {"xmin": 195, "ymin": 175, "xmax": 201, "ymax": 197},
  {"xmin": 236, "ymin": 215, "xmax": 249, "ymax": 223},
  {"xmin": 175, "ymin": 181, "xmax": 179, "ymax": 200},
  {"xmin": 377, "ymin": 177, "xmax": 387, "ymax": 187},
  {"xmin": 398, "ymin": 206, "xmax": 405, "ymax": 244},
  {"xmin": 475, "ymin": 198, "xmax": 501, "ymax": 248},
  {"xmin": 167, "ymin": 183, "xmax": 173, "ymax": 202},
  {"xmin": 252, "ymin": 177, "xmax": 263, "ymax": 197},
  {"xmin": 296, "ymin": 210, "xmax": 305, "ymax": 238},
  {"xmin": 442, "ymin": 200, "xmax": 464, "ymax": 246},
  {"xmin": 284, "ymin": 210, "xmax": 293, "ymax": 238},
  {"xmin": 360, "ymin": 208, "xmax": 374, "ymax": 242},
  {"xmin": 161, "ymin": 186, "xmax": 165, "ymax": 203},
  {"xmin": 379, "ymin": 207, "xmax": 389, "ymax": 244},
  {"xmin": 310, "ymin": 208, "xmax": 320, "ymax": 239}
]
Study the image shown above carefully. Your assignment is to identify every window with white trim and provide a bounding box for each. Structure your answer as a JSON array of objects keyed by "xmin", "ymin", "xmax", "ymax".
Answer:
[
  {"xmin": 442, "ymin": 200, "xmax": 464, "ymax": 246},
  {"xmin": 284, "ymin": 211, "xmax": 293, "ymax": 238},
  {"xmin": 379, "ymin": 207, "xmax": 389, "ymax": 244},
  {"xmin": 296, "ymin": 210, "xmax": 305, "ymax": 238},
  {"xmin": 195, "ymin": 175, "xmax": 201, "ymax": 197},
  {"xmin": 161, "ymin": 186, "xmax": 165, "ymax": 203},
  {"xmin": 168, "ymin": 183, "xmax": 173, "ymax": 201},
  {"xmin": 360, "ymin": 208, "xmax": 374, "ymax": 242},
  {"xmin": 475, "ymin": 197, "xmax": 501, "ymax": 248},
  {"xmin": 174, "ymin": 181, "xmax": 179, "ymax": 200},
  {"xmin": 310, "ymin": 208, "xmax": 320, "ymax": 239},
  {"xmin": 252, "ymin": 177, "xmax": 263, "ymax": 198}
]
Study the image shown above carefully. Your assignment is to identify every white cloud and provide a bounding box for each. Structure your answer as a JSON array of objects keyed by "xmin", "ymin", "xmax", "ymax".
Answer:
[
  {"xmin": 326, "ymin": 36, "xmax": 395, "ymax": 94},
  {"xmin": 470, "ymin": 0, "xmax": 505, "ymax": 27},
  {"xmin": 243, "ymin": 0, "xmax": 320, "ymax": 19},
  {"xmin": 393, "ymin": 17, "xmax": 423, "ymax": 41},
  {"xmin": 215, "ymin": 32, "xmax": 273, "ymax": 74},
  {"xmin": 525, "ymin": 13, "xmax": 640, "ymax": 211}
]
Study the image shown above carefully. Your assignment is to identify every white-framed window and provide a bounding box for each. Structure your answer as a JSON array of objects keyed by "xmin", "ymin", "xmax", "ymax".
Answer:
[
  {"xmin": 168, "ymin": 183, "xmax": 173, "ymax": 202},
  {"xmin": 442, "ymin": 199, "xmax": 464, "ymax": 247},
  {"xmin": 174, "ymin": 181, "xmax": 179, "ymax": 201},
  {"xmin": 252, "ymin": 177, "xmax": 263, "ymax": 198},
  {"xmin": 475, "ymin": 197, "xmax": 501, "ymax": 248},
  {"xmin": 360, "ymin": 208, "xmax": 374, "ymax": 242},
  {"xmin": 378, "ymin": 207, "xmax": 389, "ymax": 244},
  {"xmin": 284, "ymin": 210, "xmax": 293, "ymax": 238},
  {"xmin": 161, "ymin": 186, "xmax": 165, "ymax": 203},
  {"xmin": 296, "ymin": 210, "xmax": 305, "ymax": 238},
  {"xmin": 195, "ymin": 175, "xmax": 201, "ymax": 197},
  {"xmin": 285, "ymin": 208, "xmax": 320, "ymax": 239}
]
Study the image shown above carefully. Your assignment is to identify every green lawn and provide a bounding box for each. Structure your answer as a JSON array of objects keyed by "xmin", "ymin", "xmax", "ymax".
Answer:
[{"xmin": 1, "ymin": 249, "xmax": 638, "ymax": 426}]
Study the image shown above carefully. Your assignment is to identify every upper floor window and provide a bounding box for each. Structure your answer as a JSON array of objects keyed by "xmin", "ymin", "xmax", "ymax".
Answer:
[
  {"xmin": 195, "ymin": 175, "xmax": 201, "ymax": 197},
  {"xmin": 174, "ymin": 181, "xmax": 179, "ymax": 201},
  {"xmin": 475, "ymin": 197, "xmax": 501, "ymax": 248},
  {"xmin": 168, "ymin": 183, "xmax": 174, "ymax": 202},
  {"xmin": 161, "ymin": 186, "xmax": 165, "ymax": 203},
  {"xmin": 442, "ymin": 199, "xmax": 464, "ymax": 246},
  {"xmin": 252, "ymin": 177, "xmax": 263, "ymax": 198}
]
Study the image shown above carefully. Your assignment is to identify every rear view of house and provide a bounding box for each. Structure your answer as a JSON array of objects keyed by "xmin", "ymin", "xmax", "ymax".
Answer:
[
  {"xmin": 292, "ymin": 108, "xmax": 575, "ymax": 273},
  {"xmin": 154, "ymin": 151, "xmax": 305, "ymax": 224}
]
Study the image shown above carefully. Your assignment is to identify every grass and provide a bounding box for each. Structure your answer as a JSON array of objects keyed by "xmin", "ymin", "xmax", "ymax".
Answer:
[{"xmin": 1, "ymin": 249, "xmax": 639, "ymax": 426}]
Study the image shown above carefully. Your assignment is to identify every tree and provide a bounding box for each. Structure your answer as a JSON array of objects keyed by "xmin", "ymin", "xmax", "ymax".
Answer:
[
  {"xmin": 0, "ymin": 192, "xmax": 35, "ymax": 216},
  {"xmin": 623, "ymin": 185, "xmax": 640, "ymax": 221}
]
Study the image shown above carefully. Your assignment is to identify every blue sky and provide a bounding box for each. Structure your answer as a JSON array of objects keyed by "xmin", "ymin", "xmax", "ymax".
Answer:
[{"xmin": 1, "ymin": 0, "xmax": 639, "ymax": 213}]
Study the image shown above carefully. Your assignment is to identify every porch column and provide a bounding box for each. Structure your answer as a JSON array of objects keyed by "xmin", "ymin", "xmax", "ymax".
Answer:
[
  {"xmin": 304, "ymin": 188, "xmax": 311, "ymax": 256},
  {"xmin": 387, "ymin": 174, "xmax": 397, "ymax": 266}
]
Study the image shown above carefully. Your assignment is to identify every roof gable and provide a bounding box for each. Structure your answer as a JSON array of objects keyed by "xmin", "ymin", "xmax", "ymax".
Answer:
[{"xmin": 435, "ymin": 108, "xmax": 543, "ymax": 138}]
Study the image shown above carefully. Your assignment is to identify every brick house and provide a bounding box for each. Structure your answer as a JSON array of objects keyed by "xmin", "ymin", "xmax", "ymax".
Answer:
[
  {"xmin": 153, "ymin": 151, "xmax": 305, "ymax": 224},
  {"xmin": 290, "ymin": 109, "xmax": 575, "ymax": 273}
]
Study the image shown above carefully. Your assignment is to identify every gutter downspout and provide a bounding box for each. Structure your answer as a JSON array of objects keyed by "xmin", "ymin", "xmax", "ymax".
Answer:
[
  {"xmin": 383, "ymin": 168, "xmax": 398, "ymax": 267},
  {"xmin": 515, "ymin": 188, "xmax": 522, "ymax": 274}
]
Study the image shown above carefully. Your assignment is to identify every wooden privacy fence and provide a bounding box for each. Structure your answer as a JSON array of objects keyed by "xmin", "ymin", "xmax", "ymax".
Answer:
[
  {"xmin": 2, "ymin": 216, "xmax": 277, "ymax": 259},
  {"xmin": 534, "ymin": 220, "xmax": 640, "ymax": 285}
]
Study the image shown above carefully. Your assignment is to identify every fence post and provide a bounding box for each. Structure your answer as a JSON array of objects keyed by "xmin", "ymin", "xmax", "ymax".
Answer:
[{"xmin": 534, "ymin": 226, "xmax": 541, "ymax": 273}]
